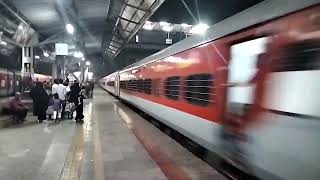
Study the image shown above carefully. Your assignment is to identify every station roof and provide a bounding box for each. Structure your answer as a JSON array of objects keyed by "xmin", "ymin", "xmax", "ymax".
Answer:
[
  {"xmin": 0, "ymin": 0, "xmax": 264, "ymax": 75},
  {"xmin": 150, "ymin": 0, "xmax": 263, "ymax": 25}
]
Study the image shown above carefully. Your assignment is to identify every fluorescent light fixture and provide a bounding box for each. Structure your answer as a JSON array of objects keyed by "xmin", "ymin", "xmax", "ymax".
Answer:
[
  {"xmin": 0, "ymin": 41, "xmax": 7, "ymax": 45},
  {"xmin": 181, "ymin": 23, "xmax": 189, "ymax": 28},
  {"xmin": 86, "ymin": 61, "xmax": 91, "ymax": 66},
  {"xmin": 35, "ymin": 55, "xmax": 40, "ymax": 59},
  {"xmin": 189, "ymin": 23, "xmax": 209, "ymax": 35},
  {"xmin": 160, "ymin": 21, "xmax": 172, "ymax": 32},
  {"xmin": 160, "ymin": 21, "xmax": 169, "ymax": 26},
  {"xmin": 135, "ymin": 35, "xmax": 139, "ymax": 43},
  {"xmin": 66, "ymin": 24, "xmax": 74, "ymax": 34},
  {"xmin": 162, "ymin": 25, "xmax": 172, "ymax": 32},
  {"xmin": 43, "ymin": 52, "xmax": 49, "ymax": 57},
  {"xmin": 143, "ymin": 21, "xmax": 153, "ymax": 30},
  {"xmin": 73, "ymin": 51, "xmax": 83, "ymax": 58}
]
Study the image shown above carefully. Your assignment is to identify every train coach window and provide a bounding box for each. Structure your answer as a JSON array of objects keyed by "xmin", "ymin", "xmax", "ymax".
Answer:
[
  {"xmin": 120, "ymin": 81, "xmax": 127, "ymax": 89},
  {"xmin": 144, "ymin": 79, "xmax": 152, "ymax": 94},
  {"xmin": 165, "ymin": 76, "xmax": 180, "ymax": 100},
  {"xmin": 128, "ymin": 80, "xmax": 137, "ymax": 91},
  {"xmin": 137, "ymin": 79, "xmax": 144, "ymax": 92},
  {"xmin": 184, "ymin": 74, "xmax": 214, "ymax": 106},
  {"xmin": 107, "ymin": 81, "xmax": 115, "ymax": 86},
  {"xmin": 272, "ymin": 39, "xmax": 320, "ymax": 72}
]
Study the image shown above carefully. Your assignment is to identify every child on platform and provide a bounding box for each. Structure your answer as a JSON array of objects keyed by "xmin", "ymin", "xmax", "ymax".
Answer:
[{"xmin": 53, "ymin": 93, "xmax": 62, "ymax": 122}]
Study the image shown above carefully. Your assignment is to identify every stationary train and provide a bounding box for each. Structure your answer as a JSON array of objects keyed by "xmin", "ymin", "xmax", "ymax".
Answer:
[
  {"xmin": 0, "ymin": 67, "xmax": 52, "ymax": 97},
  {"xmin": 100, "ymin": 1, "xmax": 320, "ymax": 179}
]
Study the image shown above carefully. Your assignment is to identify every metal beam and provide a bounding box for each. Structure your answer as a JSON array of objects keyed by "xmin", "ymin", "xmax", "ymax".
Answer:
[
  {"xmin": 124, "ymin": 43, "xmax": 169, "ymax": 50},
  {"xmin": 119, "ymin": 17, "xmax": 138, "ymax": 24},
  {"xmin": 125, "ymin": 3, "xmax": 149, "ymax": 12},
  {"xmin": 116, "ymin": 26, "xmax": 132, "ymax": 33},
  {"xmin": 0, "ymin": 0, "xmax": 28, "ymax": 25},
  {"xmin": 36, "ymin": 31, "xmax": 65, "ymax": 46}
]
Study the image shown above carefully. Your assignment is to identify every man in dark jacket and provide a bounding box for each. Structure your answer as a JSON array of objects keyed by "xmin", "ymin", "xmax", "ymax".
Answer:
[
  {"xmin": 70, "ymin": 80, "xmax": 84, "ymax": 122},
  {"xmin": 30, "ymin": 82, "xmax": 49, "ymax": 123}
]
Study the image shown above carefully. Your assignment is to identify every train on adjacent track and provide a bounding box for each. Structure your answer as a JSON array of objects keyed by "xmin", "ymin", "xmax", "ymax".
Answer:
[
  {"xmin": 100, "ymin": 1, "xmax": 320, "ymax": 179},
  {"xmin": 0, "ymin": 67, "xmax": 52, "ymax": 97}
]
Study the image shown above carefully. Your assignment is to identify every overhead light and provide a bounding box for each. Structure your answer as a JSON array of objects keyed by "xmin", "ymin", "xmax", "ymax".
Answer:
[
  {"xmin": 162, "ymin": 25, "xmax": 172, "ymax": 32},
  {"xmin": 143, "ymin": 21, "xmax": 153, "ymax": 30},
  {"xmin": 160, "ymin": 21, "xmax": 169, "ymax": 26},
  {"xmin": 0, "ymin": 41, "xmax": 7, "ymax": 45},
  {"xmin": 181, "ymin": 23, "xmax": 189, "ymax": 28},
  {"xmin": 86, "ymin": 61, "xmax": 91, "ymax": 66},
  {"xmin": 43, "ymin": 52, "xmax": 49, "ymax": 57},
  {"xmin": 35, "ymin": 55, "xmax": 40, "ymax": 59},
  {"xmin": 189, "ymin": 23, "xmax": 209, "ymax": 35},
  {"xmin": 66, "ymin": 24, "xmax": 74, "ymax": 34},
  {"xmin": 82, "ymin": 57, "xmax": 85, "ymax": 61},
  {"xmin": 74, "ymin": 51, "xmax": 83, "ymax": 58}
]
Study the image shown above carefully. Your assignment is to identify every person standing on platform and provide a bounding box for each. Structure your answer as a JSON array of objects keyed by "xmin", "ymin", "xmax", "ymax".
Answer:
[
  {"xmin": 89, "ymin": 81, "xmax": 94, "ymax": 98},
  {"xmin": 53, "ymin": 93, "xmax": 62, "ymax": 121},
  {"xmin": 70, "ymin": 80, "xmax": 84, "ymax": 122},
  {"xmin": 30, "ymin": 82, "xmax": 49, "ymax": 123},
  {"xmin": 51, "ymin": 79, "xmax": 58, "ymax": 95},
  {"xmin": 56, "ymin": 79, "xmax": 67, "ymax": 119}
]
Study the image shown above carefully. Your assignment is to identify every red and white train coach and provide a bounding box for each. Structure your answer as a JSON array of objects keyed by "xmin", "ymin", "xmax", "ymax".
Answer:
[{"xmin": 100, "ymin": 1, "xmax": 320, "ymax": 179}]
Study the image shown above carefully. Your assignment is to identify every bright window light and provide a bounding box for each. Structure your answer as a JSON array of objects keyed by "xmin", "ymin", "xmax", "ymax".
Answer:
[
  {"xmin": 74, "ymin": 51, "xmax": 83, "ymax": 58},
  {"xmin": 43, "ymin": 52, "xmax": 49, "ymax": 57},
  {"xmin": 0, "ymin": 41, "xmax": 7, "ymax": 45},
  {"xmin": 162, "ymin": 25, "xmax": 172, "ymax": 32},
  {"xmin": 160, "ymin": 21, "xmax": 172, "ymax": 32},
  {"xmin": 66, "ymin": 24, "xmax": 74, "ymax": 34},
  {"xmin": 143, "ymin": 21, "xmax": 153, "ymax": 30},
  {"xmin": 189, "ymin": 23, "xmax": 209, "ymax": 35},
  {"xmin": 181, "ymin": 23, "xmax": 189, "ymax": 28},
  {"xmin": 160, "ymin": 21, "xmax": 169, "ymax": 26},
  {"xmin": 35, "ymin": 55, "xmax": 40, "ymax": 59},
  {"xmin": 82, "ymin": 57, "xmax": 85, "ymax": 61},
  {"xmin": 86, "ymin": 61, "xmax": 91, "ymax": 66}
]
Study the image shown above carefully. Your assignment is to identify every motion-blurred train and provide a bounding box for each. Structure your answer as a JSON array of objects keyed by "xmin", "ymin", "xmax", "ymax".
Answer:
[
  {"xmin": 100, "ymin": 1, "xmax": 320, "ymax": 179},
  {"xmin": 0, "ymin": 67, "xmax": 52, "ymax": 97}
]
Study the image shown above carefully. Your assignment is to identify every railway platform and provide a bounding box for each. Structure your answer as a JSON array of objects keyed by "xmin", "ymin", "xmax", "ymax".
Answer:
[{"xmin": 0, "ymin": 88, "xmax": 226, "ymax": 180}]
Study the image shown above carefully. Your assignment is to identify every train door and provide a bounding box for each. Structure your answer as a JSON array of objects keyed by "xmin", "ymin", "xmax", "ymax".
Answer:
[
  {"xmin": 226, "ymin": 37, "xmax": 269, "ymax": 121},
  {"xmin": 223, "ymin": 37, "xmax": 270, "ymax": 166},
  {"xmin": 114, "ymin": 74, "xmax": 120, "ymax": 97}
]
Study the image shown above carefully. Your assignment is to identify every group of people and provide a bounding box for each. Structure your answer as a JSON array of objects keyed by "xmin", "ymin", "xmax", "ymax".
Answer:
[
  {"xmin": 30, "ymin": 79, "xmax": 87, "ymax": 123},
  {"xmin": 2, "ymin": 79, "xmax": 91, "ymax": 125}
]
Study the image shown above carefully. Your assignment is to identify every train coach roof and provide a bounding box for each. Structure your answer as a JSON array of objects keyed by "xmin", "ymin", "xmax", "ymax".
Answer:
[{"xmin": 120, "ymin": 0, "xmax": 319, "ymax": 73}]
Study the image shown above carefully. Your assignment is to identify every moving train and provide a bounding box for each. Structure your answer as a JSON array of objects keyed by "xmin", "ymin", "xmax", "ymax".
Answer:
[
  {"xmin": 100, "ymin": 1, "xmax": 320, "ymax": 179},
  {"xmin": 0, "ymin": 67, "xmax": 52, "ymax": 97}
]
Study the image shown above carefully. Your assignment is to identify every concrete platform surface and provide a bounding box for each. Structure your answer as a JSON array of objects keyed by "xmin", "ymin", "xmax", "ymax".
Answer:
[{"xmin": 0, "ymin": 88, "xmax": 226, "ymax": 180}]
